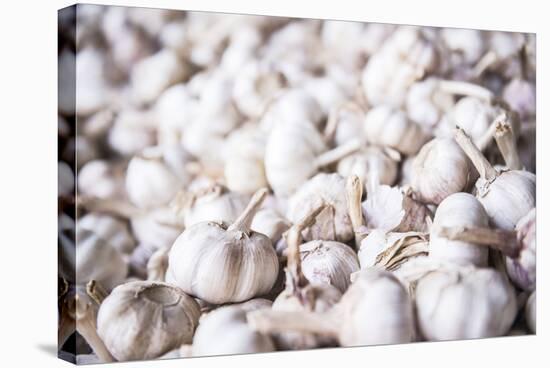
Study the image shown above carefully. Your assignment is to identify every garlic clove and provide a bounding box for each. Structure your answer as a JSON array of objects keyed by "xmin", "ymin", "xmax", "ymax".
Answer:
[
  {"xmin": 147, "ymin": 246, "xmax": 171, "ymax": 282},
  {"xmin": 97, "ymin": 281, "xmax": 201, "ymax": 361}
]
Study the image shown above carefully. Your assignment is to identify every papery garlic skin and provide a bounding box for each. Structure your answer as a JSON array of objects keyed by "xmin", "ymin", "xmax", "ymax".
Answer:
[
  {"xmin": 192, "ymin": 305, "xmax": 275, "ymax": 356},
  {"xmin": 415, "ymin": 267, "xmax": 517, "ymax": 341},
  {"xmin": 126, "ymin": 146, "xmax": 190, "ymax": 209},
  {"xmin": 75, "ymin": 229, "xmax": 128, "ymax": 291},
  {"xmin": 525, "ymin": 291, "xmax": 536, "ymax": 333},
  {"xmin": 299, "ymin": 240, "xmax": 360, "ymax": 293},
  {"xmin": 412, "ymin": 138, "xmax": 472, "ymax": 205},
  {"xmin": 265, "ymin": 120, "xmax": 327, "ymax": 196},
  {"xmin": 476, "ymin": 170, "xmax": 536, "ymax": 230},
  {"xmin": 97, "ymin": 281, "xmax": 201, "ymax": 361},
  {"xmin": 287, "ymin": 173, "xmax": 353, "ymax": 242},
  {"xmin": 364, "ymin": 106, "xmax": 428, "ymax": 155},
  {"xmin": 336, "ymin": 269, "xmax": 414, "ymax": 346},
  {"xmin": 78, "ymin": 213, "xmax": 135, "ymax": 255},
  {"xmin": 430, "ymin": 193, "xmax": 489, "ymax": 267},
  {"xmin": 505, "ymin": 208, "xmax": 536, "ymax": 291}
]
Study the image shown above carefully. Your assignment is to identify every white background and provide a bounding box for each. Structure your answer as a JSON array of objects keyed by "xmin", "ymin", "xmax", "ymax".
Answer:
[{"xmin": 0, "ymin": 0, "xmax": 546, "ymax": 367}]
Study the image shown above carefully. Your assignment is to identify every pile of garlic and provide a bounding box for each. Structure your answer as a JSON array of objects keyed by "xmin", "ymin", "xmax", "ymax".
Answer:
[{"xmin": 58, "ymin": 5, "xmax": 537, "ymax": 363}]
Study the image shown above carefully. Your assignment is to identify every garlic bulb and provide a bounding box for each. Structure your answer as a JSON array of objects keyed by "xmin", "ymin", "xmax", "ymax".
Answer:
[
  {"xmin": 147, "ymin": 246, "xmax": 171, "ymax": 282},
  {"xmin": 97, "ymin": 281, "xmax": 201, "ymax": 361},
  {"xmin": 250, "ymin": 207, "xmax": 290, "ymax": 243},
  {"xmin": 78, "ymin": 213, "xmax": 135, "ymax": 255},
  {"xmin": 441, "ymin": 28, "xmax": 485, "ymax": 67},
  {"xmin": 364, "ymin": 105, "xmax": 429, "ymax": 155},
  {"xmin": 430, "ymin": 193, "xmax": 489, "ymax": 267},
  {"xmin": 168, "ymin": 189, "xmax": 279, "ymax": 304},
  {"xmin": 505, "ymin": 208, "xmax": 536, "ymax": 291},
  {"xmin": 411, "ymin": 138, "xmax": 472, "ymax": 205},
  {"xmin": 126, "ymin": 145, "xmax": 192, "ymax": 209},
  {"xmin": 324, "ymin": 102, "xmax": 365, "ymax": 147},
  {"xmin": 130, "ymin": 205, "xmax": 185, "ymax": 251},
  {"xmin": 224, "ymin": 124, "xmax": 268, "ymax": 193},
  {"xmin": 502, "ymin": 78, "xmax": 536, "ymax": 121},
  {"xmin": 182, "ymin": 185, "xmax": 249, "ymax": 228},
  {"xmin": 406, "ymin": 77, "xmax": 455, "ymax": 130},
  {"xmin": 415, "ymin": 266, "xmax": 517, "ymax": 340},
  {"xmin": 58, "ymin": 161, "xmax": 74, "ymax": 198},
  {"xmin": 525, "ymin": 291, "xmax": 536, "ymax": 333},
  {"xmin": 75, "ymin": 228, "xmax": 127, "ymax": 291},
  {"xmin": 271, "ymin": 205, "xmax": 342, "ymax": 350},
  {"xmin": 249, "ymin": 268, "xmax": 415, "ymax": 347},
  {"xmin": 77, "ymin": 160, "xmax": 125, "ymax": 200},
  {"xmin": 454, "ymin": 127, "xmax": 535, "ymax": 230},
  {"xmin": 298, "ymin": 240, "xmax": 359, "ymax": 293},
  {"xmin": 303, "ymin": 76, "xmax": 348, "ymax": 116},
  {"xmin": 75, "ymin": 47, "xmax": 108, "ymax": 116},
  {"xmin": 358, "ymin": 230, "xmax": 429, "ymax": 270},
  {"xmin": 361, "ymin": 26, "xmax": 438, "ymax": 107},
  {"xmin": 192, "ymin": 305, "xmax": 275, "ymax": 356},
  {"xmin": 287, "ymin": 173, "xmax": 353, "ymax": 242},
  {"xmin": 130, "ymin": 49, "xmax": 188, "ymax": 105},
  {"xmin": 155, "ymin": 84, "xmax": 198, "ymax": 146},
  {"xmin": 337, "ymin": 147, "xmax": 398, "ymax": 191},
  {"xmin": 107, "ymin": 109, "xmax": 156, "ymax": 157},
  {"xmin": 259, "ymin": 89, "xmax": 323, "ymax": 132}
]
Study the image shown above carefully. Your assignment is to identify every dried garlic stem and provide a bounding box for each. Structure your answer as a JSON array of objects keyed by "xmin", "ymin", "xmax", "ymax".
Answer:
[
  {"xmin": 247, "ymin": 310, "xmax": 338, "ymax": 336},
  {"xmin": 287, "ymin": 204, "xmax": 328, "ymax": 287},
  {"xmin": 473, "ymin": 50, "xmax": 498, "ymax": 78},
  {"xmin": 494, "ymin": 115, "xmax": 523, "ymax": 170},
  {"xmin": 436, "ymin": 226, "xmax": 519, "ymax": 258},
  {"xmin": 75, "ymin": 291, "xmax": 116, "ymax": 363},
  {"xmin": 314, "ymin": 139, "xmax": 362, "ymax": 168},
  {"xmin": 227, "ymin": 188, "xmax": 268, "ymax": 233},
  {"xmin": 77, "ymin": 196, "xmax": 142, "ymax": 219},
  {"xmin": 346, "ymin": 175, "xmax": 366, "ymax": 248},
  {"xmin": 438, "ymin": 80, "xmax": 494, "ymax": 102},
  {"xmin": 454, "ymin": 127, "xmax": 498, "ymax": 182}
]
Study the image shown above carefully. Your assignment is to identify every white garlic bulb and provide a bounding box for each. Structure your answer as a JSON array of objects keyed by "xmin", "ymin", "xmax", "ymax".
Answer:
[
  {"xmin": 303, "ymin": 76, "xmax": 348, "ymax": 116},
  {"xmin": 430, "ymin": 193, "xmax": 489, "ymax": 267},
  {"xmin": 287, "ymin": 173, "xmax": 353, "ymax": 243},
  {"xmin": 299, "ymin": 240, "xmax": 360, "ymax": 293},
  {"xmin": 75, "ymin": 228, "xmax": 128, "ymax": 290},
  {"xmin": 525, "ymin": 291, "xmax": 536, "ymax": 333},
  {"xmin": 455, "ymin": 128, "xmax": 535, "ymax": 230},
  {"xmin": 412, "ymin": 138, "xmax": 472, "ymax": 205},
  {"xmin": 155, "ymin": 84, "xmax": 198, "ymax": 146},
  {"xmin": 182, "ymin": 185, "xmax": 249, "ymax": 228},
  {"xmin": 78, "ymin": 213, "xmax": 135, "ymax": 255},
  {"xmin": 192, "ymin": 305, "xmax": 275, "ymax": 356},
  {"xmin": 107, "ymin": 110, "xmax": 156, "ymax": 157},
  {"xmin": 126, "ymin": 145, "xmax": 191, "ymax": 209},
  {"xmin": 364, "ymin": 105, "xmax": 429, "ymax": 155},
  {"xmin": 250, "ymin": 207, "xmax": 290, "ymax": 243},
  {"xmin": 77, "ymin": 160, "xmax": 124, "ymax": 200},
  {"xmin": 325, "ymin": 102, "xmax": 365, "ymax": 147},
  {"xmin": 130, "ymin": 205, "xmax": 185, "ymax": 251},
  {"xmin": 415, "ymin": 266, "xmax": 517, "ymax": 340},
  {"xmin": 131, "ymin": 49, "xmax": 188, "ymax": 105},
  {"xmin": 168, "ymin": 189, "xmax": 279, "ymax": 304},
  {"xmin": 75, "ymin": 47, "xmax": 108, "ymax": 116},
  {"xmin": 58, "ymin": 161, "xmax": 74, "ymax": 197},
  {"xmin": 223, "ymin": 124, "xmax": 268, "ymax": 194},
  {"xmin": 441, "ymin": 28, "xmax": 485, "ymax": 66},
  {"xmin": 505, "ymin": 208, "xmax": 536, "ymax": 291},
  {"xmin": 248, "ymin": 268, "xmax": 415, "ymax": 347},
  {"xmin": 337, "ymin": 147, "xmax": 398, "ymax": 192},
  {"xmin": 260, "ymin": 89, "xmax": 324, "ymax": 132},
  {"xmin": 502, "ymin": 78, "xmax": 536, "ymax": 120},
  {"xmin": 97, "ymin": 281, "xmax": 201, "ymax": 361},
  {"xmin": 406, "ymin": 77, "xmax": 455, "ymax": 130}
]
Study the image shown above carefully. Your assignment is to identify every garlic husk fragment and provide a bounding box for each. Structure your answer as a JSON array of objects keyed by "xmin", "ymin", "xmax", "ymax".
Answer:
[
  {"xmin": 126, "ymin": 145, "xmax": 192, "ymax": 209},
  {"xmin": 287, "ymin": 173, "xmax": 353, "ymax": 242},
  {"xmin": 77, "ymin": 213, "xmax": 135, "ymax": 255},
  {"xmin": 168, "ymin": 189, "xmax": 279, "ymax": 304},
  {"xmin": 525, "ymin": 291, "xmax": 536, "ymax": 333},
  {"xmin": 181, "ymin": 184, "xmax": 249, "ymax": 228},
  {"xmin": 97, "ymin": 281, "xmax": 201, "ymax": 361},
  {"xmin": 430, "ymin": 193, "xmax": 490, "ymax": 267},
  {"xmin": 271, "ymin": 204, "xmax": 342, "ymax": 350},
  {"xmin": 412, "ymin": 138, "xmax": 473, "ymax": 205},
  {"xmin": 364, "ymin": 105, "xmax": 429, "ymax": 155},
  {"xmin": 454, "ymin": 128, "xmax": 535, "ymax": 230},
  {"xmin": 75, "ymin": 228, "xmax": 128, "ymax": 291},
  {"xmin": 192, "ymin": 305, "xmax": 275, "ymax": 356},
  {"xmin": 299, "ymin": 240, "xmax": 360, "ymax": 293},
  {"xmin": 248, "ymin": 268, "xmax": 415, "ymax": 347},
  {"xmin": 358, "ymin": 230, "xmax": 429, "ymax": 270},
  {"xmin": 415, "ymin": 266, "xmax": 517, "ymax": 340}
]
